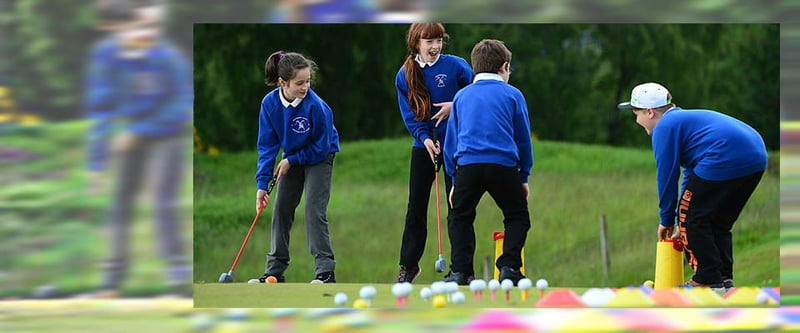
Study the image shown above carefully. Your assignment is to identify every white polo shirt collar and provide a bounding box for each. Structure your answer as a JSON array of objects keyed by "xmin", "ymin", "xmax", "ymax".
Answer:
[
  {"xmin": 473, "ymin": 73, "xmax": 504, "ymax": 83},
  {"xmin": 414, "ymin": 54, "xmax": 440, "ymax": 68},
  {"xmin": 279, "ymin": 88, "xmax": 303, "ymax": 108}
]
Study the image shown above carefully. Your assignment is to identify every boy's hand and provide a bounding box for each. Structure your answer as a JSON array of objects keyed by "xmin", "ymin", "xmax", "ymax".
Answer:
[
  {"xmin": 658, "ymin": 224, "xmax": 680, "ymax": 241},
  {"xmin": 448, "ymin": 186, "xmax": 454, "ymax": 208},
  {"xmin": 521, "ymin": 183, "xmax": 529, "ymax": 201},
  {"xmin": 432, "ymin": 102, "xmax": 452, "ymax": 127},
  {"xmin": 111, "ymin": 132, "xmax": 139, "ymax": 152}
]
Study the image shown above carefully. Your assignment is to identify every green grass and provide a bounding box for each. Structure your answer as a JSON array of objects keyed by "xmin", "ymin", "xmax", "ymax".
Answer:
[
  {"xmin": 1, "ymin": 120, "xmax": 193, "ymax": 298},
  {"xmin": 0, "ymin": 120, "xmax": 780, "ymax": 301},
  {"xmin": 194, "ymin": 138, "xmax": 780, "ymax": 296}
]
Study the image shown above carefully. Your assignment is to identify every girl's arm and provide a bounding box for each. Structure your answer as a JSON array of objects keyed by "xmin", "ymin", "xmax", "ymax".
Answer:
[{"xmin": 256, "ymin": 102, "xmax": 280, "ymax": 190}]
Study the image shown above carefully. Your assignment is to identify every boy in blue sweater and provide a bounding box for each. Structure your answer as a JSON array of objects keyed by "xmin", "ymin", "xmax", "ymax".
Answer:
[
  {"xmin": 443, "ymin": 39, "xmax": 533, "ymax": 285},
  {"xmin": 252, "ymin": 51, "xmax": 340, "ymax": 284},
  {"xmin": 618, "ymin": 82, "xmax": 767, "ymax": 291}
]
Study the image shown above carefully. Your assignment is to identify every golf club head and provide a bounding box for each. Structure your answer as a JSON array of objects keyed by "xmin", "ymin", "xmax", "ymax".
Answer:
[
  {"xmin": 435, "ymin": 255, "xmax": 446, "ymax": 273},
  {"xmin": 219, "ymin": 272, "xmax": 233, "ymax": 283}
]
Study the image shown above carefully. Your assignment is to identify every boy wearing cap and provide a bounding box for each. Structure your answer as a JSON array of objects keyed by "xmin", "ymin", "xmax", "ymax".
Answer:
[
  {"xmin": 442, "ymin": 39, "xmax": 533, "ymax": 286},
  {"xmin": 618, "ymin": 82, "xmax": 767, "ymax": 291}
]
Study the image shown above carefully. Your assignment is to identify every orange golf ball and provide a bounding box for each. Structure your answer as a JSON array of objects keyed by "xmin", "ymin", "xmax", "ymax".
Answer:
[{"xmin": 266, "ymin": 276, "xmax": 278, "ymax": 283}]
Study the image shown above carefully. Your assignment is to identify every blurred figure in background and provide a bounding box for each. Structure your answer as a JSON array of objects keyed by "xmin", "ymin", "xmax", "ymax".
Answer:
[
  {"xmin": 266, "ymin": 0, "xmax": 380, "ymax": 22},
  {"xmin": 85, "ymin": 0, "xmax": 192, "ymax": 297}
]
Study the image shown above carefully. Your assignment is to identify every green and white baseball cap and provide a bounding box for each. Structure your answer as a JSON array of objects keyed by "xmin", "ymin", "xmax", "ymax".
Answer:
[{"xmin": 617, "ymin": 82, "xmax": 671, "ymax": 109}]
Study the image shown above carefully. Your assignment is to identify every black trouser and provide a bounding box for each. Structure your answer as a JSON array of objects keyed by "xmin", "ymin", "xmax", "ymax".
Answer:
[
  {"xmin": 678, "ymin": 171, "xmax": 764, "ymax": 285},
  {"xmin": 399, "ymin": 147, "xmax": 452, "ymax": 268},
  {"xmin": 448, "ymin": 163, "xmax": 530, "ymax": 275}
]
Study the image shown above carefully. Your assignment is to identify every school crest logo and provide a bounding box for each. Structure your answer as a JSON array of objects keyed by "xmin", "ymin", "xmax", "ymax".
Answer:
[
  {"xmin": 291, "ymin": 117, "xmax": 311, "ymax": 133},
  {"xmin": 435, "ymin": 74, "xmax": 448, "ymax": 87}
]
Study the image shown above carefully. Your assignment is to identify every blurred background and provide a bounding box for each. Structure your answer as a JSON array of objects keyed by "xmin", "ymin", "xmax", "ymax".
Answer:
[{"xmin": 0, "ymin": 0, "xmax": 795, "ymax": 331}]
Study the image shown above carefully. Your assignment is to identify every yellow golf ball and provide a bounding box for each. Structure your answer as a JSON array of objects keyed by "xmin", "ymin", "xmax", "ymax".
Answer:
[
  {"xmin": 643, "ymin": 280, "xmax": 655, "ymax": 288},
  {"xmin": 432, "ymin": 295, "xmax": 446, "ymax": 308},
  {"xmin": 353, "ymin": 298, "xmax": 368, "ymax": 309}
]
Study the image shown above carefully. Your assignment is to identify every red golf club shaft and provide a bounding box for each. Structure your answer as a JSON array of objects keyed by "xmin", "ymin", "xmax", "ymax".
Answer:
[
  {"xmin": 435, "ymin": 166, "xmax": 443, "ymax": 256},
  {"xmin": 229, "ymin": 204, "xmax": 264, "ymax": 272},
  {"xmin": 229, "ymin": 177, "xmax": 276, "ymax": 273}
]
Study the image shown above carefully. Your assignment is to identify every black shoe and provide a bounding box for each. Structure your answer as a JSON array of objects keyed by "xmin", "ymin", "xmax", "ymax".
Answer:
[
  {"xmin": 499, "ymin": 266, "xmax": 525, "ymax": 286},
  {"xmin": 397, "ymin": 265, "xmax": 421, "ymax": 283},
  {"xmin": 723, "ymin": 278, "xmax": 734, "ymax": 292},
  {"xmin": 311, "ymin": 271, "xmax": 336, "ymax": 283},
  {"xmin": 442, "ymin": 270, "xmax": 474, "ymax": 285},
  {"xmin": 255, "ymin": 273, "xmax": 286, "ymax": 283}
]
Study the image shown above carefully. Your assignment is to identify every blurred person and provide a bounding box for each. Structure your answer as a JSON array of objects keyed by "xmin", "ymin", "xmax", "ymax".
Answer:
[
  {"xmin": 618, "ymin": 82, "xmax": 767, "ymax": 292},
  {"xmin": 266, "ymin": 0, "xmax": 379, "ymax": 22},
  {"xmin": 85, "ymin": 0, "xmax": 192, "ymax": 297},
  {"xmin": 442, "ymin": 39, "xmax": 532, "ymax": 286},
  {"xmin": 252, "ymin": 51, "xmax": 340, "ymax": 284},
  {"xmin": 394, "ymin": 23, "xmax": 473, "ymax": 283}
]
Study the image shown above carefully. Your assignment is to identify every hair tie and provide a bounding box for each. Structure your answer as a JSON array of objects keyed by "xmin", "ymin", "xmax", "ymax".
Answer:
[{"xmin": 279, "ymin": 53, "xmax": 285, "ymax": 60}]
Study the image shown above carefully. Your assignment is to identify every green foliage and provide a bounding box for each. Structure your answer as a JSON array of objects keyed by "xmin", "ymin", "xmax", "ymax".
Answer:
[
  {"xmin": 194, "ymin": 139, "xmax": 779, "ymax": 287},
  {"xmin": 193, "ymin": 24, "xmax": 779, "ymax": 152}
]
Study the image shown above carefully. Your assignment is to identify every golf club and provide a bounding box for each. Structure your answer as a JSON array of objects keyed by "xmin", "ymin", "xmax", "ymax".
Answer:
[
  {"xmin": 218, "ymin": 177, "xmax": 277, "ymax": 283},
  {"xmin": 433, "ymin": 130, "xmax": 447, "ymax": 273}
]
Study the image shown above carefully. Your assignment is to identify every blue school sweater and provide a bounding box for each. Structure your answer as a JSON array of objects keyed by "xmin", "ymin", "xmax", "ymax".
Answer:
[
  {"xmin": 653, "ymin": 107, "xmax": 768, "ymax": 227},
  {"xmin": 86, "ymin": 36, "xmax": 193, "ymax": 171},
  {"xmin": 256, "ymin": 87, "xmax": 340, "ymax": 190},
  {"xmin": 443, "ymin": 74, "xmax": 533, "ymax": 183},
  {"xmin": 395, "ymin": 54, "xmax": 473, "ymax": 148}
]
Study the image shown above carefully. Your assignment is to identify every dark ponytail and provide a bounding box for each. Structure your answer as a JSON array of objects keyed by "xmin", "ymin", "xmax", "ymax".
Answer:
[{"xmin": 264, "ymin": 51, "xmax": 317, "ymax": 86}]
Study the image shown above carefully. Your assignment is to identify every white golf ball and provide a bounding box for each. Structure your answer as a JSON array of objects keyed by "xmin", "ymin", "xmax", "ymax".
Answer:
[
  {"xmin": 451, "ymin": 291, "xmax": 465, "ymax": 304},
  {"xmin": 757, "ymin": 290, "xmax": 769, "ymax": 304},
  {"xmin": 191, "ymin": 313, "xmax": 214, "ymax": 330},
  {"xmin": 445, "ymin": 281, "xmax": 459, "ymax": 294},
  {"xmin": 359, "ymin": 285, "xmax": 377, "ymax": 299},
  {"xmin": 500, "ymin": 279, "xmax": 514, "ymax": 291},
  {"xmin": 431, "ymin": 281, "xmax": 445, "ymax": 294},
  {"xmin": 310, "ymin": 279, "xmax": 324, "ymax": 285},
  {"xmin": 469, "ymin": 280, "xmax": 482, "ymax": 292},
  {"xmin": 334, "ymin": 292, "xmax": 348, "ymax": 306},
  {"xmin": 517, "ymin": 278, "xmax": 532, "ymax": 290},
  {"xmin": 401, "ymin": 282, "xmax": 413, "ymax": 296},
  {"xmin": 536, "ymin": 278, "xmax": 549, "ymax": 290},
  {"xmin": 247, "ymin": 279, "xmax": 260, "ymax": 284},
  {"xmin": 488, "ymin": 279, "xmax": 500, "ymax": 291},
  {"xmin": 224, "ymin": 308, "xmax": 251, "ymax": 321},
  {"xmin": 420, "ymin": 287, "xmax": 432, "ymax": 300},
  {"xmin": 391, "ymin": 283, "xmax": 405, "ymax": 297}
]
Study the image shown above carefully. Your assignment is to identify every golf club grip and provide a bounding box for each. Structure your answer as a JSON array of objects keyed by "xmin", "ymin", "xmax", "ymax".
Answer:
[
  {"xmin": 267, "ymin": 176, "xmax": 277, "ymax": 195},
  {"xmin": 432, "ymin": 129, "xmax": 441, "ymax": 172}
]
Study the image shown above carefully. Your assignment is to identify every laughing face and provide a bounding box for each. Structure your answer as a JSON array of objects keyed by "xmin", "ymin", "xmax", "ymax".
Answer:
[
  {"xmin": 417, "ymin": 37, "xmax": 443, "ymax": 63},
  {"xmin": 280, "ymin": 67, "xmax": 311, "ymax": 101}
]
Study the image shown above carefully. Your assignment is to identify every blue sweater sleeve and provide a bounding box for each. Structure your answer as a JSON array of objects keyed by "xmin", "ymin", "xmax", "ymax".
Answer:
[
  {"xmin": 396, "ymin": 70, "xmax": 431, "ymax": 146},
  {"xmin": 129, "ymin": 42, "xmax": 193, "ymax": 134},
  {"xmin": 256, "ymin": 101, "xmax": 280, "ymax": 190},
  {"xmin": 443, "ymin": 95, "xmax": 459, "ymax": 179},
  {"xmin": 85, "ymin": 41, "xmax": 117, "ymax": 172},
  {"xmin": 513, "ymin": 92, "xmax": 533, "ymax": 183},
  {"xmin": 285, "ymin": 100, "xmax": 333, "ymax": 167},
  {"xmin": 653, "ymin": 127, "xmax": 682, "ymax": 227}
]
